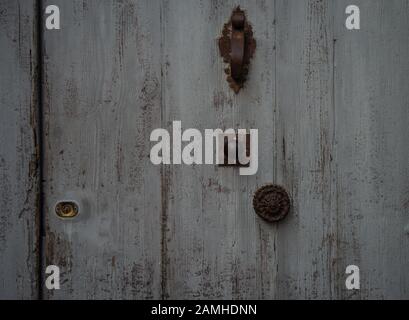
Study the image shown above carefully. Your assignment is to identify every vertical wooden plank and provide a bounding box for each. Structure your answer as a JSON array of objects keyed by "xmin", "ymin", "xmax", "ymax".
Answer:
[
  {"xmin": 230, "ymin": 0, "xmax": 278, "ymax": 299},
  {"xmin": 0, "ymin": 0, "xmax": 40, "ymax": 299},
  {"xmin": 275, "ymin": 0, "xmax": 336, "ymax": 299},
  {"xmin": 334, "ymin": 0, "xmax": 409, "ymax": 299},
  {"xmin": 162, "ymin": 0, "xmax": 277, "ymax": 299},
  {"xmin": 43, "ymin": 0, "xmax": 162, "ymax": 299}
]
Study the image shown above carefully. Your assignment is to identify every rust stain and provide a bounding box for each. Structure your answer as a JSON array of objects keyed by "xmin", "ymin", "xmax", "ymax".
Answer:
[
  {"xmin": 402, "ymin": 194, "xmax": 409, "ymax": 209},
  {"xmin": 205, "ymin": 178, "xmax": 231, "ymax": 194},
  {"xmin": 213, "ymin": 90, "xmax": 232, "ymax": 110},
  {"xmin": 45, "ymin": 230, "xmax": 74, "ymax": 297},
  {"xmin": 160, "ymin": 166, "xmax": 170, "ymax": 299}
]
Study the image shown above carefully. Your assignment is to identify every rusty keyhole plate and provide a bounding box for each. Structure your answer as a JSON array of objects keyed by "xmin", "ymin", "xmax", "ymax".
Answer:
[
  {"xmin": 218, "ymin": 133, "xmax": 250, "ymax": 167},
  {"xmin": 55, "ymin": 201, "xmax": 79, "ymax": 218},
  {"xmin": 253, "ymin": 185, "xmax": 290, "ymax": 222},
  {"xmin": 218, "ymin": 6, "xmax": 256, "ymax": 93}
]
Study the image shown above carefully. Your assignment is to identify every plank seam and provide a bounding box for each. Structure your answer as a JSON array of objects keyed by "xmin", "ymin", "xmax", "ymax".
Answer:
[{"xmin": 35, "ymin": 0, "xmax": 45, "ymax": 301}]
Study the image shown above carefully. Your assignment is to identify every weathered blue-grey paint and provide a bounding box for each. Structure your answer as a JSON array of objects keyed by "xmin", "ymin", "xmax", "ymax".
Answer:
[
  {"xmin": 0, "ymin": 0, "xmax": 40, "ymax": 299},
  {"xmin": 1, "ymin": 0, "xmax": 409, "ymax": 299}
]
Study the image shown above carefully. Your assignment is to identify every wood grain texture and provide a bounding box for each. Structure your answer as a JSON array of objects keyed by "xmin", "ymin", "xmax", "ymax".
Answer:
[
  {"xmin": 39, "ymin": 0, "xmax": 409, "ymax": 299},
  {"xmin": 274, "ymin": 0, "xmax": 337, "ymax": 299},
  {"xmin": 161, "ymin": 0, "xmax": 277, "ymax": 299},
  {"xmin": 333, "ymin": 0, "xmax": 409, "ymax": 299},
  {"xmin": 42, "ymin": 0, "xmax": 162, "ymax": 299},
  {"xmin": 0, "ymin": 0, "xmax": 40, "ymax": 299}
]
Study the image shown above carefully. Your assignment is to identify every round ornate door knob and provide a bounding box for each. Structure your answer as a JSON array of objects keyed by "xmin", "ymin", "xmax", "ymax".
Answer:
[{"xmin": 253, "ymin": 185, "xmax": 290, "ymax": 222}]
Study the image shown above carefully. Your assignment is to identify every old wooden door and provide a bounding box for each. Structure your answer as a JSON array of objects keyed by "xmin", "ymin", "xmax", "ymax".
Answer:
[{"xmin": 1, "ymin": 0, "xmax": 409, "ymax": 299}]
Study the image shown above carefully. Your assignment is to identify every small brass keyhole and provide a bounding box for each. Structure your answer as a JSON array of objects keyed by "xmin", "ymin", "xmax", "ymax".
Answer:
[{"xmin": 55, "ymin": 201, "xmax": 79, "ymax": 218}]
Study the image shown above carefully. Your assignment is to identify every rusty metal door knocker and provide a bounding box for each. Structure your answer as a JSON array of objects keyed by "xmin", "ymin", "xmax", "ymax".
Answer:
[{"xmin": 218, "ymin": 6, "xmax": 256, "ymax": 93}]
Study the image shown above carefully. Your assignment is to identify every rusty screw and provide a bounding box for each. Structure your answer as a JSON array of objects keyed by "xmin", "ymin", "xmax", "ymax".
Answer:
[
  {"xmin": 55, "ymin": 201, "xmax": 79, "ymax": 218},
  {"xmin": 253, "ymin": 185, "xmax": 290, "ymax": 222}
]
